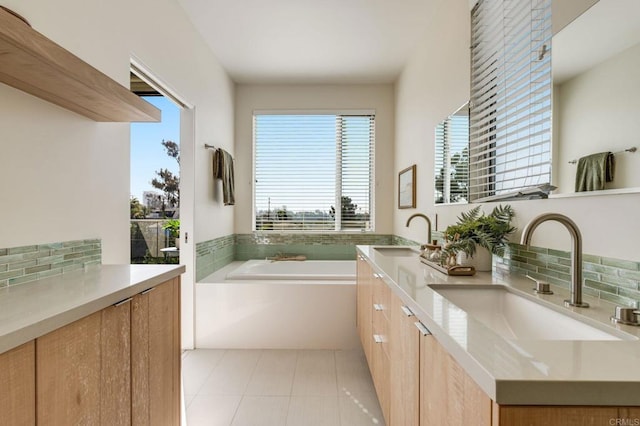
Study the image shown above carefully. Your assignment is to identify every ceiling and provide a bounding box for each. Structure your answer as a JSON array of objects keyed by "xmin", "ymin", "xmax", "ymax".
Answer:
[{"xmin": 177, "ymin": 0, "xmax": 437, "ymax": 84}]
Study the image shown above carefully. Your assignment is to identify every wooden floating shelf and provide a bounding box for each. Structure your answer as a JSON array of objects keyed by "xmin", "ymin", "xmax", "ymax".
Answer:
[{"xmin": 0, "ymin": 7, "xmax": 160, "ymax": 122}]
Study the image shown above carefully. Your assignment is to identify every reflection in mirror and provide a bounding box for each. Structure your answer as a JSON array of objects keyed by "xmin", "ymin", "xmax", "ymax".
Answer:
[
  {"xmin": 434, "ymin": 103, "xmax": 469, "ymax": 204},
  {"xmin": 552, "ymin": 0, "xmax": 640, "ymax": 194},
  {"xmin": 468, "ymin": 0, "xmax": 553, "ymax": 203}
]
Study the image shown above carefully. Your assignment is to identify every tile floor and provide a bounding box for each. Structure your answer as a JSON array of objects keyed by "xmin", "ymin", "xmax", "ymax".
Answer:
[{"xmin": 182, "ymin": 348, "xmax": 385, "ymax": 426}]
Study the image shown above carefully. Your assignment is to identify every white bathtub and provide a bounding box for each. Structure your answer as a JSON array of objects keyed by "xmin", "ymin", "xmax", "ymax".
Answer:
[
  {"xmin": 225, "ymin": 259, "xmax": 356, "ymax": 280},
  {"xmin": 196, "ymin": 260, "xmax": 358, "ymax": 349}
]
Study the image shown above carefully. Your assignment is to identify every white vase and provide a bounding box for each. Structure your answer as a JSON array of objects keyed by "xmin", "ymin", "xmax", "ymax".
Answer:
[{"xmin": 456, "ymin": 246, "xmax": 492, "ymax": 272}]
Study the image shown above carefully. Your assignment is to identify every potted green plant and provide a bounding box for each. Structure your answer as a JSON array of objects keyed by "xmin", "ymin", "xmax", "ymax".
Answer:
[
  {"xmin": 442, "ymin": 205, "xmax": 515, "ymax": 271},
  {"xmin": 162, "ymin": 219, "xmax": 180, "ymax": 249}
]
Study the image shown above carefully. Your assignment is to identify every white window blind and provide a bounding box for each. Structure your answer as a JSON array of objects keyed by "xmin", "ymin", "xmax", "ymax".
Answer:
[
  {"xmin": 435, "ymin": 106, "xmax": 470, "ymax": 204},
  {"xmin": 254, "ymin": 113, "xmax": 374, "ymax": 231},
  {"xmin": 469, "ymin": 0, "xmax": 552, "ymax": 201}
]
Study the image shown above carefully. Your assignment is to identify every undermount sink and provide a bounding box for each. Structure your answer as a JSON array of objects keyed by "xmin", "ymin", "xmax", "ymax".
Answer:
[
  {"xmin": 373, "ymin": 246, "xmax": 421, "ymax": 257},
  {"xmin": 429, "ymin": 285, "xmax": 637, "ymax": 341}
]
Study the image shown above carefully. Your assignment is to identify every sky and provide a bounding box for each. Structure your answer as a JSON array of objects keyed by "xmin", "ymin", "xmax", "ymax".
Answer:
[{"xmin": 130, "ymin": 96, "xmax": 180, "ymax": 202}]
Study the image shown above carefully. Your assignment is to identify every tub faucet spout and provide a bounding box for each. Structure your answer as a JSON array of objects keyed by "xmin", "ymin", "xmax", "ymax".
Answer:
[
  {"xmin": 406, "ymin": 213, "xmax": 432, "ymax": 247},
  {"xmin": 520, "ymin": 213, "xmax": 589, "ymax": 308}
]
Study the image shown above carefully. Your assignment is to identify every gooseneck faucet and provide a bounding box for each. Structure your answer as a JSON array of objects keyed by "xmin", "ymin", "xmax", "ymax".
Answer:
[
  {"xmin": 406, "ymin": 213, "xmax": 432, "ymax": 247},
  {"xmin": 520, "ymin": 213, "xmax": 589, "ymax": 308}
]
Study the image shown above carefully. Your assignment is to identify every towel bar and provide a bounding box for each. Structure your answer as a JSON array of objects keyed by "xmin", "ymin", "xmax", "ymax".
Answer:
[{"xmin": 568, "ymin": 147, "xmax": 637, "ymax": 164}]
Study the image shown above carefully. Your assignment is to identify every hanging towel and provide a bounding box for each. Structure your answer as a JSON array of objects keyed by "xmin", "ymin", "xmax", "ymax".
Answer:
[
  {"xmin": 213, "ymin": 148, "xmax": 235, "ymax": 205},
  {"xmin": 574, "ymin": 151, "xmax": 615, "ymax": 192}
]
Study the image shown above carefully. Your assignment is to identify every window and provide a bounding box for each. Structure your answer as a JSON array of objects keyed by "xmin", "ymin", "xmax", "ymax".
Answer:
[
  {"xmin": 469, "ymin": 0, "xmax": 552, "ymax": 201},
  {"xmin": 253, "ymin": 113, "xmax": 375, "ymax": 231},
  {"xmin": 435, "ymin": 104, "xmax": 470, "ymax": 204}
]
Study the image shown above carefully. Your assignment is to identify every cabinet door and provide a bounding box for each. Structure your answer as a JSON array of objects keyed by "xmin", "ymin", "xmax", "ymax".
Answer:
[
  {"xmin": 132, "ymin": 278, "xmax": 181, "ymax": 426},
  {"xmin": 390, "ymin": 295, "xmax": 420, "ymax": 426},
  {"xmin": 420, "ymin": 334, "xmax": 491, "ymax": 426},
  {"xmin": 371, "ymin": 273, "xmax": 391, "ymax": 424},
  {"xmin": 37, "ymin": 301, "xmax": 132, "ymax": 426},
  {"xmin": 0, "ymin": 341, "xmax": 35, "ymax": 425},
  {"xmin": 371, "ymin": 341, "xmax": 391, "ymax": 425},
  {"xmin": 101, "ymin": 300, "xmax": 132, "ymax": 425},
  {"xmin": 356, "ymin": 256, "xmax": 373, "ymax": 363}
]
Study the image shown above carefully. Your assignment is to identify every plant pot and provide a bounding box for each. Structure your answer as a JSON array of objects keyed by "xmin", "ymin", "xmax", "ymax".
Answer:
[{"xmin": 456, "ymin": 246, "xmax": 492, "ymax": 272}]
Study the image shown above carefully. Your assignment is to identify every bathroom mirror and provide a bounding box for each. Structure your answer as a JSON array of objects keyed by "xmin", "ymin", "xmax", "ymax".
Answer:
[
  {"xmin": 434, "ymin": 103, "xmax": 469, "ymax": 205},
  {"xmin": 551, "ymin": 0, "xmax": 640, "ymax": 195}
]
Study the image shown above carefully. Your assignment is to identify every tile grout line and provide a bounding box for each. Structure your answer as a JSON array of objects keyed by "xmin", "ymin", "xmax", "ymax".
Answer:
[
  {"xmin": 333, "ymin": 350, "xmax": 343, "ymax": 426},
  {"xmin": 229, "ymin": 349, "xmax": 264, "ymax": 426},
  {"xmin": 241, "ymin": 349, "xmax": 263, "ymax": 395},
  {"xmin": 191, "ymin": 349, "xmax": 228, "ymax": 397},
  {"xmin": 282, "ymin": 349, "xmax": 300, "ymax": 425},
  {"xmin": 228, "ymin": 394, "xmax": 245, "ymax": 426}
]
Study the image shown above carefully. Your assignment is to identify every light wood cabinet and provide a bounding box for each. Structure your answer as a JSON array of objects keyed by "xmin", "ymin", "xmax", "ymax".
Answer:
[
  {"xmin": 420, "ymin": 331, "xmax": 492, "ymax": 426},
  {"xmin": 0, "ymin": 341, "xmax": 35, "ymax": 425},
  {"xmin": 37, "ymin": 301, "xmax": 132, "ymax": 425},
  {"xmin": 356, "ymin": 256, "xmax": 392, "ymax": 424},
  {"xmin": 132, "ymin": 277, "xmax": 181, "ymax": 426},
  {"xmin": 0, "ymin": 276, "xmax": 181, "ymax": 426},
  {"xmin": 493, "ymin": 405, "xmax": 640, "ymax": 426},
  {"xmin": 370, "ymin": 266, "xmax": 391, "ymax": 424},
  {"xmin": 356, "ymin": 255, "xmax": 373, "ymax": 364},
  {"xmin": 390, "ymin": 295, "xmax": 420, "ymax": 426},
  {"xmin": 358, "ymin": 253, "xmax": 640, "ymax": 425},
  {"xmin": 101, "ymin": 299, "xmax": 133, "ymax": 424}
]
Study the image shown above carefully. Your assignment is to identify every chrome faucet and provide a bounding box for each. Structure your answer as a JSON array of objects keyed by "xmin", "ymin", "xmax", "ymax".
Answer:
[
  {"xmin": 406, "ymin": 213, "xmax": 432, "ymax": 246},
  {"xmin": 520, "ymin": 213, "xmax": 589, "ymax": 308}
]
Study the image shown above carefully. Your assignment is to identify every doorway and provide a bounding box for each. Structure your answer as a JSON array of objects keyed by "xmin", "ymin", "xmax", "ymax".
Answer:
[{"xmin": 130, "ymin": 60, "xmax": 196, "ymax": 349}]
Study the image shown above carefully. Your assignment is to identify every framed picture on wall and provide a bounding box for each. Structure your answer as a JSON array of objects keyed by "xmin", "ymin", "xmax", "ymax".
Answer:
[{"xmin": 398, "ymin": 165, "xmax": 416, "ymax": 209}]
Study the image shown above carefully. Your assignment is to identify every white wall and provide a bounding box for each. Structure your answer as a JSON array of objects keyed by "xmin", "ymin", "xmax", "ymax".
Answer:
[
  {"xmin": 394, "ymin": 0, "xmax": 471, "ymax": 243},
  {"xmin": 0, "ymin": 0, "xmax": 234, "ymax": 349},
  {"xmin": 554, "ymin": 43, "xmax": 640, "ymax": 193},
  {"xmin": 0, "ymin": 0, "xmax": 234, "ymax": 262},
  {"xmin": 234, "ymin": 84, "xmax": 395, "ymax": 234},
  {"xmin": 394, "ymin": 0, "xmax": 640, "ymax": 261}
]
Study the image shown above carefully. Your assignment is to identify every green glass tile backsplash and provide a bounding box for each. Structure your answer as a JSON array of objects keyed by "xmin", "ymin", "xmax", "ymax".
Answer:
[
  {"xmin": 192, "ymin": 233, "xmax": 640, "ymax": 306},
  {"xmin": 195, "ymin": 233, "xmax": 418, "ymax": 281},
  {"xmin": 0, "ymin": 239, "xmax": 101, "ymax": 288},
  {"xmin": 498, "ymin": 243, "xmax": 640, "ymax": 307}
]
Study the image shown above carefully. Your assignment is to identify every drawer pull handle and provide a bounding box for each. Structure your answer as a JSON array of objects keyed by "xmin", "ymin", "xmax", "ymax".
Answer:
[
  {"xmin": 373, "ymin": 334, "xmax": 384, "ymax": 344},
  {"xmin": 414, "ymin": 321, "xmax": 431, "ymax": 336},
  {"xmin": 114, "ymin": 297, "xmax": 133, "ymax": 307},
  {"xmin": 373, "ymin": 303, "xmax": 383, "ymax": 311},
  {"xmin": 141, "ymin": 287, "xmax": 155, "ymax": 295},
  {"xmin": 373, "ymin": 273, "xmax": 384, "ymax": 279},
  {"xmin": 401, "ymin": 305, "xmax": 414, "ymax": 317}
]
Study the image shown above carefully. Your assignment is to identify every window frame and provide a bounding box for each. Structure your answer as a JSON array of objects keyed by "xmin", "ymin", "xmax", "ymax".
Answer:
[{"xmin": 252, "ymin": 110, "xmax": 376, "ymax": 233}]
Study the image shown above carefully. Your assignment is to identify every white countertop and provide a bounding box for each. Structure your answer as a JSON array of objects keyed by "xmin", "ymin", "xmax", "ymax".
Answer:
[
  {"xmin": 357, "ymin": 245, "xmax": 640, "ymax": 406},
  {"xmin": 0, "ymin": 264, "xmax": 185, "ymax": 354}
]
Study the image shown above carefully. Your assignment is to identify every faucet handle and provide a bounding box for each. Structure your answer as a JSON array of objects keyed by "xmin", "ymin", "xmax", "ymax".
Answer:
[
  {"xmin": 611, "ymin": 306, "xmax": 640, "ymax": 326},
  {"xmin": 526, "ymin": 275, "xmax": 554, "ymax": 295}
]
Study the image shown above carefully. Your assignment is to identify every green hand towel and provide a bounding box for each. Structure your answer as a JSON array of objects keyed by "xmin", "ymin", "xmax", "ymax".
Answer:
[
  {"xmin": 574, "ymin": 151, "xmax": 614, "ymax": 192},
  {"xmin": 213, "ymin": 148, "xmax": 235, "ymax": 205}
]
